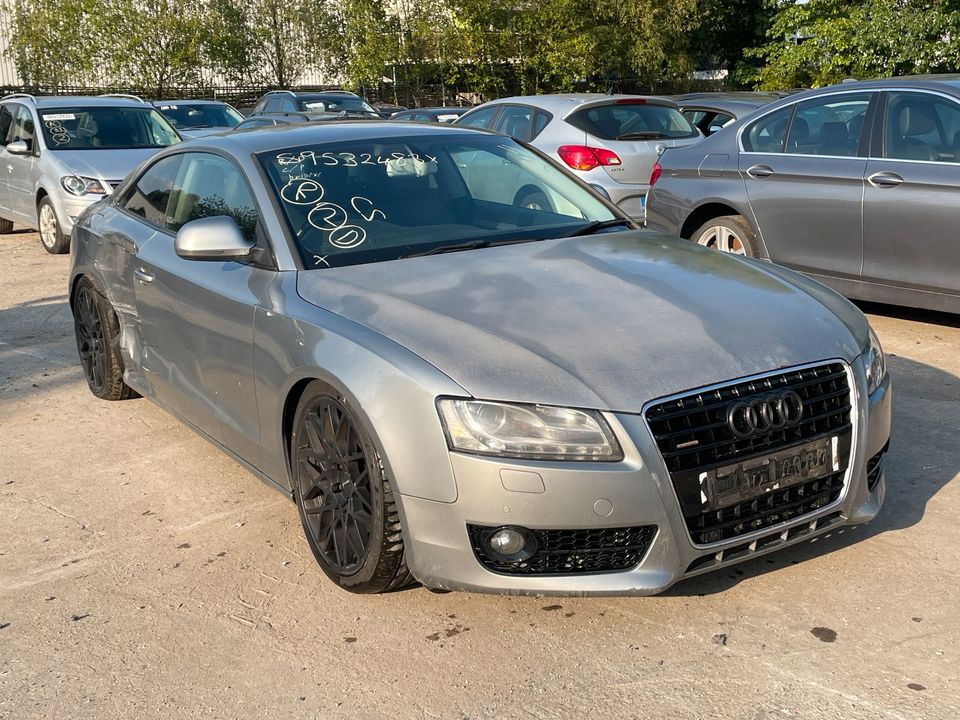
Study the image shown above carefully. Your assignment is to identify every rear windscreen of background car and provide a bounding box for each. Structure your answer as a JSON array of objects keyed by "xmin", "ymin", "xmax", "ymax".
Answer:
[{"xmin": 567, "ymin": 102, "xmax": 697, "ymax": 141}]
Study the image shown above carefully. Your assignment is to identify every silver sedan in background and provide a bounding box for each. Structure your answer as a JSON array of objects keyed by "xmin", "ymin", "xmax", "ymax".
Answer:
[
  {"xmin": 70, "ymin": 122, "xmax": 891, "ymax": 596},
  {"xmin": 456, "ymin": 94, "xmax": 703, "ymax": 217}
]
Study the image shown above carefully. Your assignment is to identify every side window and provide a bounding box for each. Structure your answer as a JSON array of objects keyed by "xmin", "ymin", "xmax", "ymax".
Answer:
[
  {"xmin": 457, "ymin": 105, "xmax": 498, "ymax": 129},
  {"xmin": 123, "ymin": 155, "xmax": 183, "ymax": 228},
  {"xmin": 742, "ymin": 106, "xmax": 792, "ymax": 153},
  {"xmin": 884, "ymin": 92, "xmax": 960, "ymax": 163},
  {"xmin": 281, "ymin": 97, "xmax": 298, "ymax": 112},
  {"xmin": 532, "ymin": 110, "xmax": 551, "ymax": 139},
  {"xmin": 166, "ymin": 153, "xmax": 259, "ymax": 241},
  {"xmin": 786, "ymin": 93, "xmax": 871, "ymax": 156},
  {"xmin": 263, "ymin": 96, "xmax": 283, "ymax": 112},
  {"xmin": 494, "ymin": 105, "xmax": 534, "ymax": 141},
  {"xmin": 0, "ymin": 105, "xmax": 14, "ymax": 146},
  {"xmin": 10, "ymin": 106, "xmax": 37, "ymax": 152},
  {"xmin": 707, "ymin": 113, "xmax": 734, "ymax": 135}
]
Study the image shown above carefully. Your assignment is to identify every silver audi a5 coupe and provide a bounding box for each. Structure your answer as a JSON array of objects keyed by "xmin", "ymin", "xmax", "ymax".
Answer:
[{"xmin": 70, "ymin": 122, "xmax": 891, "ymax": 595}]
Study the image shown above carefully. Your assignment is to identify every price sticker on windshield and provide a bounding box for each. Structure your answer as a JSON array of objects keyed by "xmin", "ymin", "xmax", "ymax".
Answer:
[{"xmin": 42, "ymin": 113, "xmax": 76, "ymax": 121}]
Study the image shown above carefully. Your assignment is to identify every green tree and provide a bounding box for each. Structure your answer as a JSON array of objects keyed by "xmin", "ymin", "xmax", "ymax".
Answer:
[
  {"xmin": 751, "ymin": 0, "xmax": 960, "ymax": 89},
  {"xmin": 688, "ymin": 0, "xmax": 775, "ymax": 87},
  {"xmin": 100, "ymin": 0, "xmax": 204, "ymax": 95},
  {"xmin": 6, "ymin": 0, "xmax": 100, "ymax": 87}
]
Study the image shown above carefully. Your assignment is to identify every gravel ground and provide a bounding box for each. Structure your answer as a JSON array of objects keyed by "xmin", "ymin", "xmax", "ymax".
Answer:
[{"xmin": 1, "ymin": 229, "xmax": 958, "ymax": 720}]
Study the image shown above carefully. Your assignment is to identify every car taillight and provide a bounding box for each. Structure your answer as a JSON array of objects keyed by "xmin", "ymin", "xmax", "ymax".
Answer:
[
  {"xmin": 649, "ymin": 161, "xmax": 662, "ymax": 187},
  {"xmin": 557, "ymin": 145, "xmax": 622, "ymax": 171}
]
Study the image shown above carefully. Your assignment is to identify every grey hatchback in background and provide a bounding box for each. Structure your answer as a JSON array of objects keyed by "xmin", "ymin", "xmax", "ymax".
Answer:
[
  {"xmin": 69, "ymin": 121, "xmax": 890, "ymax": 596},
  {"xmin": 0, "ymin": 94, "xmax": 180, "ymax": 253},
  {"xmin": 457, "ymin": 94, "xmax": 703, "ymax": 218},
  {"xmin": 646, "ymin": 76, "xmax": 960, "ymax": 314}
]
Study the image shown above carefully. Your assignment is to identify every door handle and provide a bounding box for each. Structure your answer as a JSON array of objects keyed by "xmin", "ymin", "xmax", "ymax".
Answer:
[
  {"xmin": 867, "ymin": 171, "xmax": 903, "ymax": 188},
  {"xmin": 746, "ymin": 164, "xmax": 774, "ymax": 179},
  {"xmin": 134, "ymin": 267, "xmax": 155, "ymax": 284}
]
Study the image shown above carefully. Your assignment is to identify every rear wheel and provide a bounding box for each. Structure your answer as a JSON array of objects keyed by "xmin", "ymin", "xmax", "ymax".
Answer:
[
  {"xmin": 691, "ymin": 215, "xmax": 758, "ymax": 257},
  {"xmin": 38, "ymin": 197, "xmax": 69, "ymax": 254},
  {"xmin": 0, "ymin": 217, "xmax": 13, "ymax": 234},
  {"xmin": 291, "ymin": 382, "xmax": 413, "ymax": 594},
  {"xmin": 72, "ymin": 278, "xmax": 136, "ymax": 400}
]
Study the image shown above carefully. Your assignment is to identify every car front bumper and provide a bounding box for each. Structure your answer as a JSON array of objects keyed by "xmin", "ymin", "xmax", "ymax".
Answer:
[
  {"xmin": 398, "ymin": 361, "xmax": 891, "ymax": 596},
  {"xmin": 52, "ymin": 190, "xmax": 103, "ymax": 236}
]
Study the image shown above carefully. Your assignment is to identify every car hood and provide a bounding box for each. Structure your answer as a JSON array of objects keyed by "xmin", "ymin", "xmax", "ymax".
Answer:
[
  {"xmin": 178, "ymin": 127, "xmax": 228, "ymax": 139},
  {"xmin": 51, "ymin": 148, "xmax": 167, "ymax": 181},
  {"xmin": 297, "ymin": 232, "xmax": 865, "ymax": 412}
]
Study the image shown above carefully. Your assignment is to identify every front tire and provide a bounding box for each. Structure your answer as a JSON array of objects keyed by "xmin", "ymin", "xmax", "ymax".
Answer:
[
  {"xmin": 38, "ymin": 197, "xmax": 69, "ymax": 254},
  {"xmin": 0, "ymin": 216, "xmax": 13, "ymax": 234},
  {"xmin": 291, "ymin": 382, "xmax": 413, "ymax": 594},
  {"xmin": 691, "ymin": 215, "xmax": 758, "ymax": 257},
  {"xmin": 72, "ymin": 278, "xmax": 136, "ymax": 401}
]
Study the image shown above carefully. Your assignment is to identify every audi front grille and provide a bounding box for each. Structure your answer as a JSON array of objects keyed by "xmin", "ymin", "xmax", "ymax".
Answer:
[{"xmin": 645, "ymin": 362, "xmax": 853, "ymax": 545}]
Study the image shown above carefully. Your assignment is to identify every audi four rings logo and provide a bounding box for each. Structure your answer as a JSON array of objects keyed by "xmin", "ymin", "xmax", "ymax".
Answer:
[{"xmin": 726, "ymin": 391, "xmax": 805, "ymax": 438}]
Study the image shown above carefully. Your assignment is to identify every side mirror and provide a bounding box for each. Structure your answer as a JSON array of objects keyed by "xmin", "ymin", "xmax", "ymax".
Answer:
[
  {"xmin": 174, "ymin": 216, "xmax": 254, "ymax": 261},
  {"xmin": 7, "ymin": 140, "xmax": 29, "ymax": 155}
]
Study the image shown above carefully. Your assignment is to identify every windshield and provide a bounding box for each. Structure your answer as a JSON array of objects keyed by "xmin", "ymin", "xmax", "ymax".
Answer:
[
  {"xmin": 39, "ymin": 107, "xmax": 181, "ymax": 150},
  {"xmin": 568, "ymin": 102, "xmax": 698, "ymax": 140},
  {"xmin": 259, "ymin": 133, "xmax": 617, "ymax": 269},
  {"xmin": 300, "ymin": 96, "xmax": 377, "ymax": 114},
  {"xmin": 156, "ymin": 103, "xmax": 243, "ymax": 129}
]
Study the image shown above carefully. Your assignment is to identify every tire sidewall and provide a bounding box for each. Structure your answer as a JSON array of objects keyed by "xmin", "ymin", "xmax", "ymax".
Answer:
[{"xmin": 291, "ymin": 381, "xmax": 388, "ymax": 590}]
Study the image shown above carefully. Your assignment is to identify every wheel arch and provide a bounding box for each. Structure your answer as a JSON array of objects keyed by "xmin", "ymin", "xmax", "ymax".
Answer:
[{"xmin": 679, "ymin": 202, "xmax": 742, "ymax": 239}]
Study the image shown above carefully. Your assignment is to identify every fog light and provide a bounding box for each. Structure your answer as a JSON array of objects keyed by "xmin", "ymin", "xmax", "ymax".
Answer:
[{"xmin": 486, "ymin": 526, "xmax": 537, "ymax": 562}]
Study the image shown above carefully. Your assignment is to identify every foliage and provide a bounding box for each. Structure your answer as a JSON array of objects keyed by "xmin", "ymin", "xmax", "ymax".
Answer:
[
  {"xmin": 751, "ymin": 0, "xmax": 960, "ymax": 89},
  {"xmin": 688, "ymin": 0, "xmax": 775, "ymax": 87},
  {"xmin": 7, "ymin": 0, "xmax": 960, "ymax": 100},
  {"xmin": 6, "ymin": 0, "xmax": 100, "ymax": 86},
  {"xmin": 100, "ymin": 0, "xmax": 205, "ymax": 96}
]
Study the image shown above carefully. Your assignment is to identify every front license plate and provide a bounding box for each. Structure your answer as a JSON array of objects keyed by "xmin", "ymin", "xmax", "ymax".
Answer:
[{"xmin": 704, "ymin": 436, "xmax": 840, "ymax": 511}]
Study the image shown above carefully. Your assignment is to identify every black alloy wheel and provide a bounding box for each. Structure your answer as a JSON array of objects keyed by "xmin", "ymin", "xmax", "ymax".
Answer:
[
  {"xmin": 74, "ymin": 283, "xmax": 108, "ymax": 394},
  {"xmin": 71, "ymin": 278, "xmax": 135, "ymax": 401},
  {"xmin": 291, "ymin": 382, "xmax": 413, "ymax": 593},
  {"xmin": 298, "ymin": 396, "xmax": 374, "ymax": 574}
]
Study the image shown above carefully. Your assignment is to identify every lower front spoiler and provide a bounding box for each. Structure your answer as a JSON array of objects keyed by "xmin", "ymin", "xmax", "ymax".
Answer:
[{"xmin": 399, "ymin": 471, "xmax": 886, "ymax": 597}]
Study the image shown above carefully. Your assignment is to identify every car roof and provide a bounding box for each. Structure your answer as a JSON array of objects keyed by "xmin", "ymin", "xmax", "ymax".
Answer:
[
  {"xmin": 5, "ymin": 95, "xmax": 151, "ymax": 109},
  {"xmin": 674, "ymin": 98, "xmax": 772, "ymax": 115},
  {"xmin": 818, "ymin": 74, "xmax": 960, "ymax": 92},
  {"xmin": 154, "ymin": 99, "xmax": 229, "ymax": 106},
  {"xmin": 479, "ymin": 93, "xmax": 679, "ymax": 114},
  {"xmin": 198, "ymin": 120, "xmax": 493, "ymax": 153}
]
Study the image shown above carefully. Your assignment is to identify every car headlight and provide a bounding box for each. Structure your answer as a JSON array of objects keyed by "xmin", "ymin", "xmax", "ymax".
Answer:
[
  {"xmin": 61, "ymin": 175, "xmax": 107, "ymax": 196},
  {"xmin": 864, "ymin": 326, "xmax": 886, "ymax": 395},
  {"xmin": 436, "ymin": 399, "xmax": 623, "ymax": 461}
]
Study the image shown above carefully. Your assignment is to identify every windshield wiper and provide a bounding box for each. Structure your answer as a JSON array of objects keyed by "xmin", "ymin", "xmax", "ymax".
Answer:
[
  {"xmin": 401, "ymin": 237, "xmax": 543, "ymax": 258},
  {"xmin": 616, "ymin": 131, "xmax": 665, "ymax": 141},
  {"xmin": 561, "ymin": 218, "xmax": 633, "ymax": 237}
]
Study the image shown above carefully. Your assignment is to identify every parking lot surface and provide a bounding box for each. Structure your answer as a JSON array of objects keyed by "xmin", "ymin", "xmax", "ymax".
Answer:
[{"xmin": 1, "ymin": 229, "xmax": 958, "ymax": 720}]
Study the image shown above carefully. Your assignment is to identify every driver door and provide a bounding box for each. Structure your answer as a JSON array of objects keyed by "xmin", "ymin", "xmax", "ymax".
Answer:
[
  {"xmin": 4, "ymin": 104, "xmax": 38, "ymax": 224},
  {"xmin": 133, "ymin": 151, "xmax": 273, "ymax": 465}
]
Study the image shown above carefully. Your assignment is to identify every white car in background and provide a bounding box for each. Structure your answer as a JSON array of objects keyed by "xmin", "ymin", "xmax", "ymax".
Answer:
[{"xmin": 456, "ymin": 94, "xmax": 703, "ymax": 217}]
